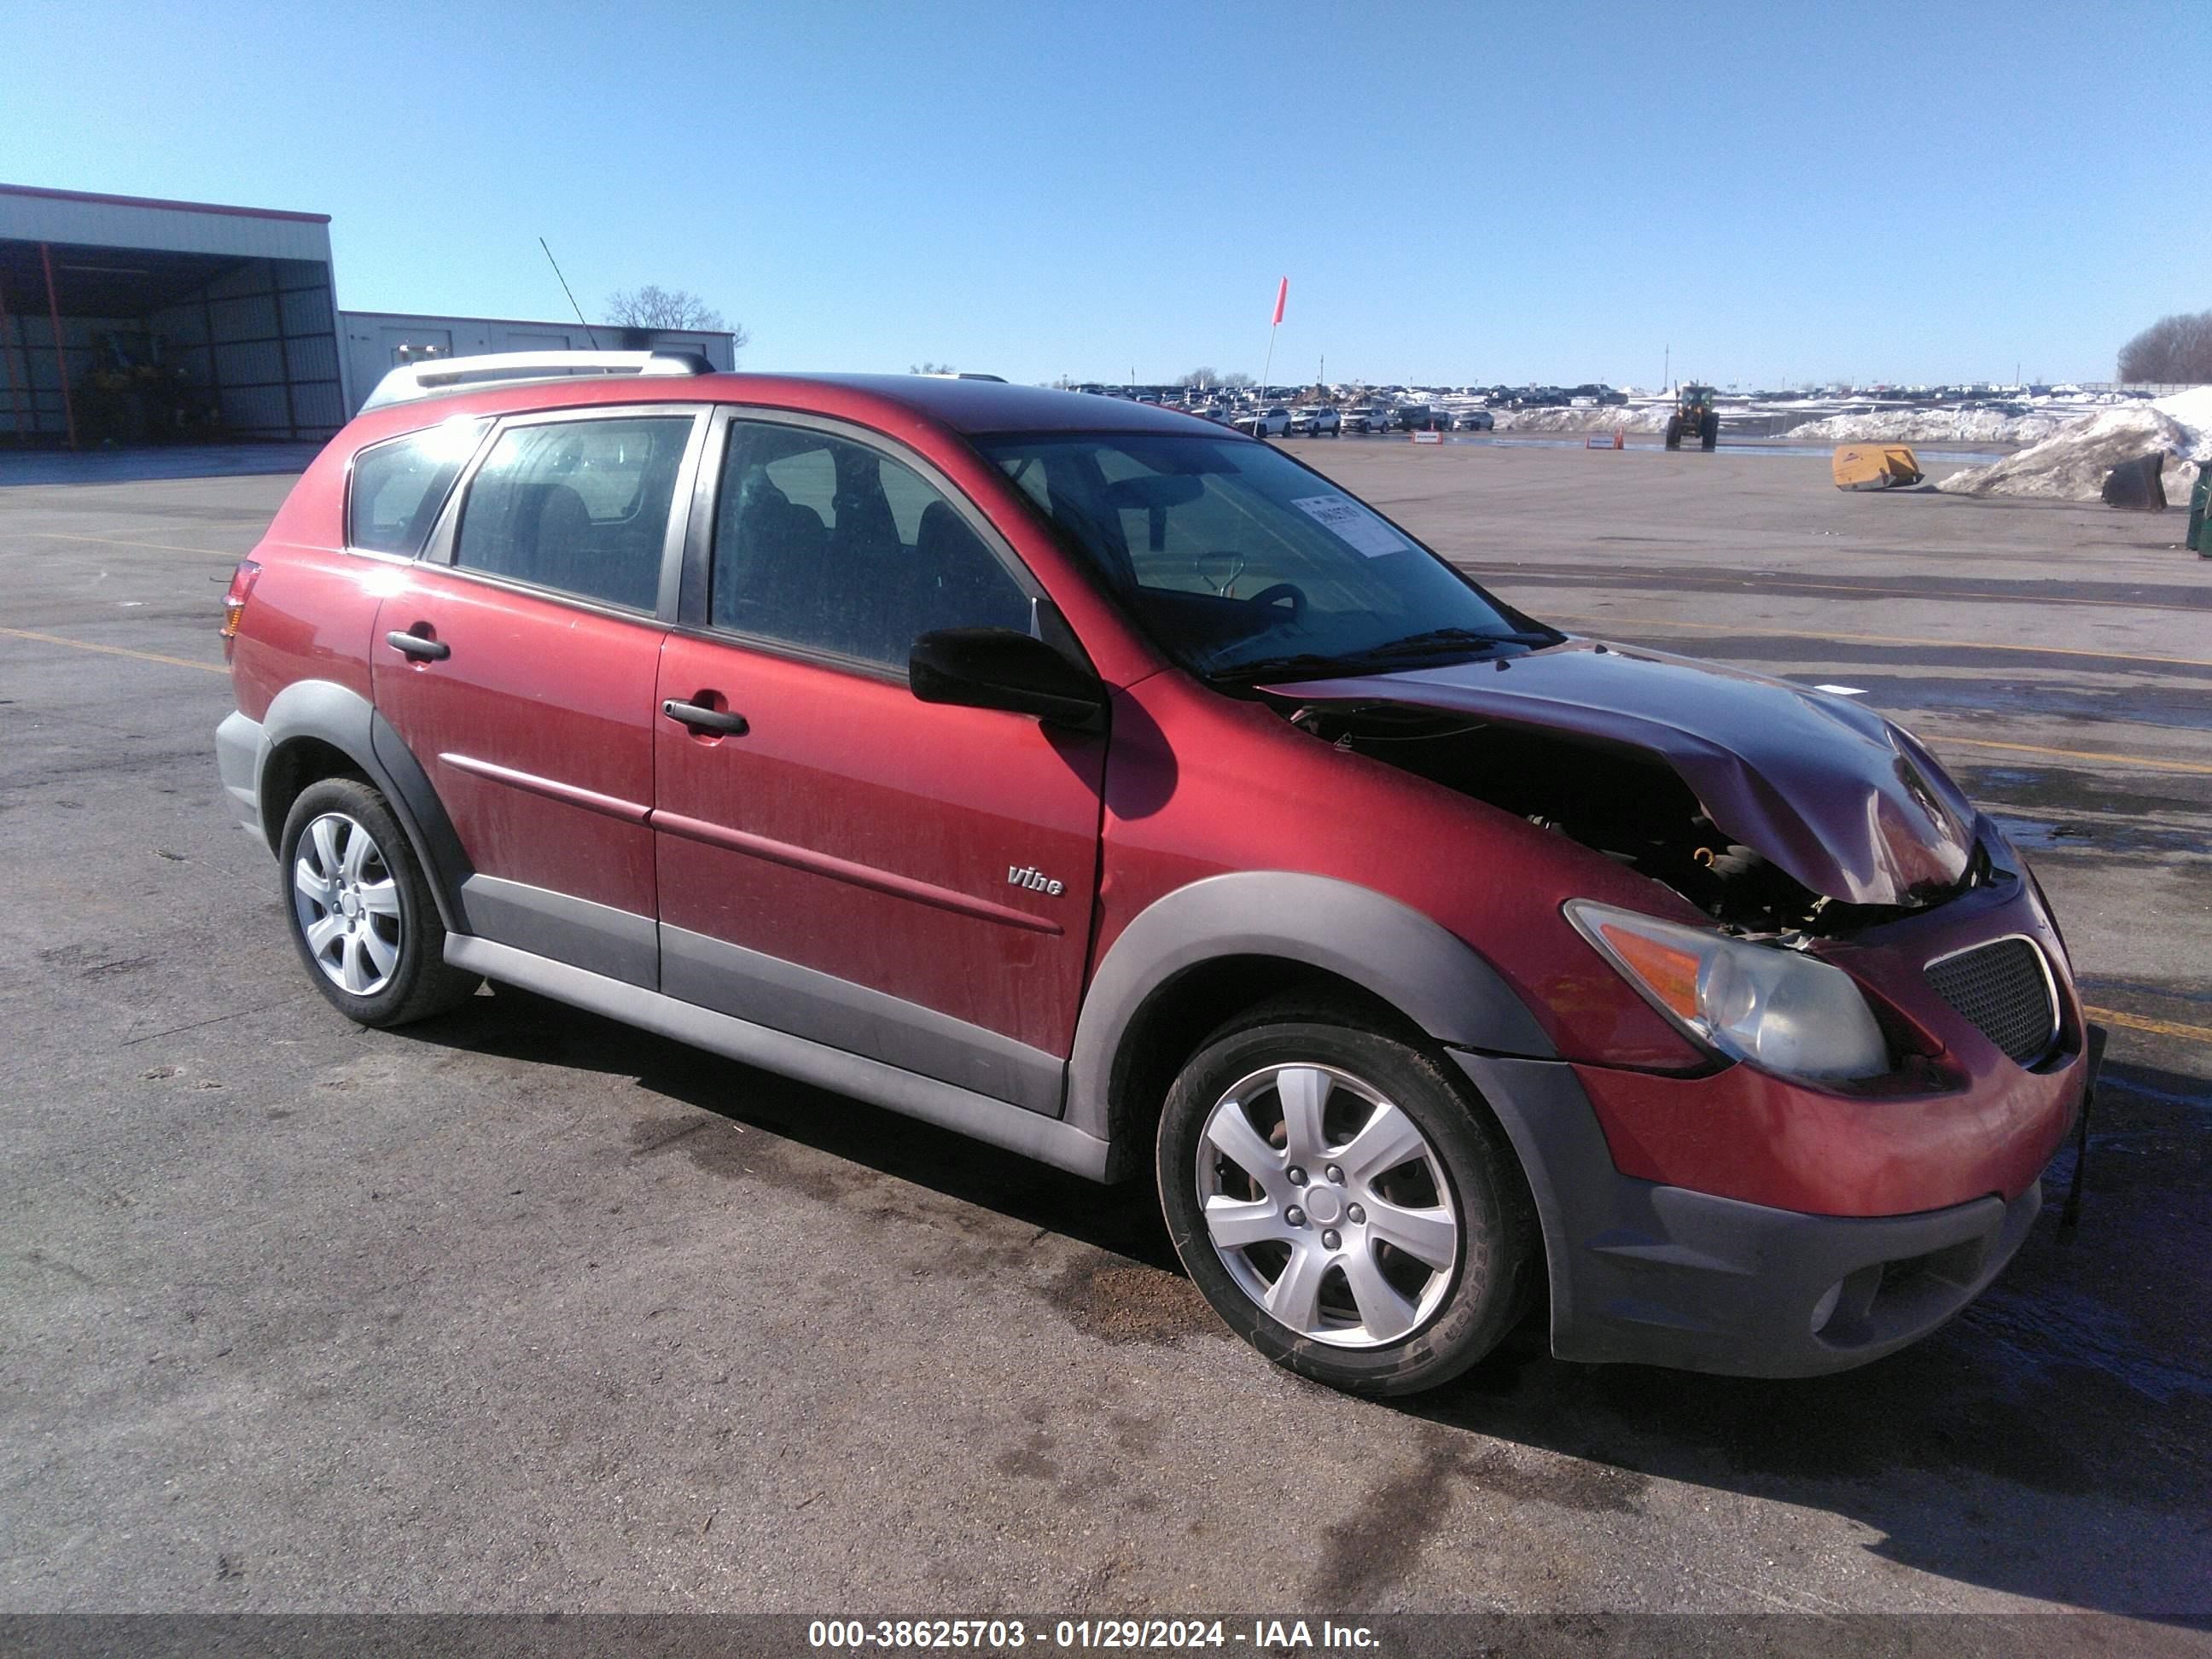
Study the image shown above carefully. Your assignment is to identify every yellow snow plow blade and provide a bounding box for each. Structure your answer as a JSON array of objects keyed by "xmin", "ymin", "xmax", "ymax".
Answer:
[{"xmin": 1832, "ymin": 445, "xmax": 1924, "ymax": 491}]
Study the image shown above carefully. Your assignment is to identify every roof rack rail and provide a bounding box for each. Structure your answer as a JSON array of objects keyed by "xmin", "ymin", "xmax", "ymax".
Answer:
[{"xmin": 360, "ymin": 349, "xmax": 715, "ymax": 411}]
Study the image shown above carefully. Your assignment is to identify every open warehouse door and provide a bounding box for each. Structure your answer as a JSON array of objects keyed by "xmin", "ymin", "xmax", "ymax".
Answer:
[{"xmin": 0, "ymin": 184, "xmax": 345, "ymax": 446}]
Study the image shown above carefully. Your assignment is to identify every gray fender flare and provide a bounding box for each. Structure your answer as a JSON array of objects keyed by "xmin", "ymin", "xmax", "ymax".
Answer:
[
  {"xmin": 257, "ymin": 679, "xmax": 473, "ymax": 931},
  {"xmin": 1064, "ymin": 870, "xmax": 1556, "ymax": 1150}
]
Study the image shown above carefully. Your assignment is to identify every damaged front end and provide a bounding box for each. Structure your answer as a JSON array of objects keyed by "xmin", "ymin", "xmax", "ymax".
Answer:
[{"xmin": 1264, "ymin": 639, "xmax": 1988, "ymax": 940}]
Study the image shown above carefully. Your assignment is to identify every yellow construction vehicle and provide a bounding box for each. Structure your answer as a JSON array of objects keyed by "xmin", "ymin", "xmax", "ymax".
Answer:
[{"xmin": 1664, "ymin": 385, "xmax": 1720, "ymax": 451}]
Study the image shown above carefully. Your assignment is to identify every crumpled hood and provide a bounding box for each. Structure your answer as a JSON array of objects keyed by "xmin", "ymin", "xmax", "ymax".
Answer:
[{"xmin": 1262, "ymin": 639, "xmax": 1978, "ymax": 907}]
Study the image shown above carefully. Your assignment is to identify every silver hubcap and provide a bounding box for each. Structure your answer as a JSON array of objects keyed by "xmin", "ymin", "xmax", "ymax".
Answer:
[
  {"xmin": 292, "ymin": 812, "xmax": 401, "ymax": 997},
  {"xmin": 1196, "ymin": 1063, "xmax": 1459, "ymax": 1349}
]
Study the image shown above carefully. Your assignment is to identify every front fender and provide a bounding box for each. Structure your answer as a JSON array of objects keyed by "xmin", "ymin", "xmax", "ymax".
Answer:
[{"xmin": 1066, "ymin": 870, "xmax": 1556, "ymax": 1153}]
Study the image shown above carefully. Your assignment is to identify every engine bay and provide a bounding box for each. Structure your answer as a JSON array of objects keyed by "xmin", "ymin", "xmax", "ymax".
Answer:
[{"xmin": 1280, "ymin": 699, "xmax": 1968, "ymax": 939}]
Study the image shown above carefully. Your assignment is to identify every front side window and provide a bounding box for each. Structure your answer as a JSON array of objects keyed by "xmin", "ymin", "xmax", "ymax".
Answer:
[
  {"xmin": 709, "ymin": 421, "xmax": 1032, "ymax": 669},
  {"xmin": 976, "ymin": 431, "xmax": 1546, "ymax": 678},
  {"xmin": 347, "ymin": 416, "xmax": 488, "ymax": 555},
  {"xmin": 452, "ymin": 416, "xmax": 694, "ymax": 611}
]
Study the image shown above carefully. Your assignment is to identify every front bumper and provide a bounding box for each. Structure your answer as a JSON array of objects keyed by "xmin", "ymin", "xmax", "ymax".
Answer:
[{"xmin": 1451, "ymin": 1050, "xmax": 2053, "ymax": 1377}]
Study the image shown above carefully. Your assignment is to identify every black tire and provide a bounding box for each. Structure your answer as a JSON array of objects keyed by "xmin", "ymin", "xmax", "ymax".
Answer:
[
  {"xmin": 277, "ymin": 777, "xmax": 481, "ymax": 1027},
  {"xmin": 1664, "ymin": 415, "xmax": 1683, "ymax": 451},
  {"xmin": 1155, "ymin": 996, "xmax": 1540, "ymax": 1395},
  {"xmin": 1700, "ymin": 411, "xmax": 1720, "ymax": 451}
]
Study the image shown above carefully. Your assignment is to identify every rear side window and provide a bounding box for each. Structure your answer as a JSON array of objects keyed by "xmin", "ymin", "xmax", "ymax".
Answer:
[
  {"xmin": 452, "ymin": 416, "xmax": 694, "ymax": 612},
  {"xmin": 347, "ymin": 417, "xmax": 488, "ymax": 555}
]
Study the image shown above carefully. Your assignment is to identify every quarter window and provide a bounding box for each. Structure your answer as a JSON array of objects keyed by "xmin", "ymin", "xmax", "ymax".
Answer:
[
  {"xmin": 347, "ymin": 417, "xmax": 488, "ymax": 556},
  {"xmin": 710, "ymin": 422, "xmax": 1032, "ymax": 669},
  {"xmin": 453, "ymin": 416, "xmax": 694, "ymax": 611}
]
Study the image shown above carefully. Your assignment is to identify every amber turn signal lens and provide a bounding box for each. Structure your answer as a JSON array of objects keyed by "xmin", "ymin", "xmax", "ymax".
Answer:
[
  {"xmin": 219, "ymin": 560, "xmax": 262, "ymax": 658},
  {"xmin": 1596, "ymin": 921, "xmax": 1703, "ymax": 1022}
]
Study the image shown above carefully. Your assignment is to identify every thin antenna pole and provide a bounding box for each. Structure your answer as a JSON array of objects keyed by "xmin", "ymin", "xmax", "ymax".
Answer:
[{"xmin": 539, "ymin": 238, "xmax": 599, "ymax": 349}]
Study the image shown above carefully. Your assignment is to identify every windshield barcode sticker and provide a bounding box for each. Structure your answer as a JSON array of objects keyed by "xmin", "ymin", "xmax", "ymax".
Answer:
[{"xmin": 1290, "ymin": 495, "xmax": 1408, "ymax": 557}]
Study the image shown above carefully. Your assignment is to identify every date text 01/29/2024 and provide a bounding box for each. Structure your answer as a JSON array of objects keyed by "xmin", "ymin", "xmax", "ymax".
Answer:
[{"xmin": 806, "ymin": 1620, "xmax": 1379, "ymax": 1650}]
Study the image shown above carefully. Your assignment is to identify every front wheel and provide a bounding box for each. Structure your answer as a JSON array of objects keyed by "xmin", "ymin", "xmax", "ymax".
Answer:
[
  {"xmin": 1155, "ymin": 1000, "xmax": 1539, "ymax": 1395},
  {"xmin": 278, "ymin": 777, "xmax": 481, "ymax": 1027}
]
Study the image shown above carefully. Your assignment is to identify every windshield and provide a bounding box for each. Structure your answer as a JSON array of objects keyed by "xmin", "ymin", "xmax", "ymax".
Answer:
[{"xmin": 975, "ymin": 431, "xmax": 1549, "ymax": 678}]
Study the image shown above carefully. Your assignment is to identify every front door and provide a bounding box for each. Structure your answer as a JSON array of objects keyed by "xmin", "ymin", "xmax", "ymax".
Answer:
[
  {"xmin": 372, "ymin": 406, "xmax": 705, "ymax": 986},
  {"xmin": 651, "ymin": 414, "xmax": 1105, "ymax": 1111}
]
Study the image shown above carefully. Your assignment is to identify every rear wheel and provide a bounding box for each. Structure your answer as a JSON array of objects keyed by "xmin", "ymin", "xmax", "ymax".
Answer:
[
  {"xmin": 1664, "ymin": 415, "xmax": 1684, "ymax": 450},
  {"xmin": 279, "ymin": 777, "xmax": 480, "ymax": 1027},
  {"xmin": 1701, "ymin": 411, "xmax": 1720, "ymax": 451},
  {"xmin": 1155, "ymin": 998, "xmax": 1539, "ymax": 1395}
]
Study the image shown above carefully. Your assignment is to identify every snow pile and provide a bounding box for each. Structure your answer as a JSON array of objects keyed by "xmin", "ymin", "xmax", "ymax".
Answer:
[
  {"xmin": 1489, "ymin": 405, "xmax": 1674, "ymax": 434},
  {"xmin": 1778, "ymin": 407, "xmax": 2071, "ymax": 445},
  {"xmin": 1935, "ymin": 387, "xmax": 2212, "ymax": 502}
]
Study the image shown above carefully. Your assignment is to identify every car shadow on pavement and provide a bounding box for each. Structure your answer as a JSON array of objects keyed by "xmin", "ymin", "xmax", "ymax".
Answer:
[
  {"xmin": 414, "ymin": 980, "xmax": 1183, "ymax": 1273},
  {"xmin": 410, "ymin": 987, "xmax": 2210, "ymax": 1618},
  {"xmin": 1397, "ymin": 1052, "xmax": 2212, "ymax": 1619}
]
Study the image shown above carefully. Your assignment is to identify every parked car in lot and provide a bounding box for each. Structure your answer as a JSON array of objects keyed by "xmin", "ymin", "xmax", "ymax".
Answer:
[
  {"xmin": 1236, "ymin": 405, "xmax": 1293, "ymax": 439},
  {"xmin": 1390, "ymin": 405, "xmax": 1448, "ymax": 431},
  {"xmin": 1341, "ymin": 406, "xmax": 1389, "ymax": 434},
  {"xmin": 216, "ymin": 352, "xmax": 2095, "ymax": 1396},
  {"xmin": 1454, "ymin": 408, "xmax": 1495, "ymax": 432},
  {"xmin": 1288, "ymin": 406, "xmax": 1342, "ymax": 437}
]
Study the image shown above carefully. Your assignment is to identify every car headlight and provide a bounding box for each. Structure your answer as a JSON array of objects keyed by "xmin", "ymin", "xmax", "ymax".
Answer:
[{"xmin": 1565, "ymin": 901, "xmax": 1889, "ymax": 1081}]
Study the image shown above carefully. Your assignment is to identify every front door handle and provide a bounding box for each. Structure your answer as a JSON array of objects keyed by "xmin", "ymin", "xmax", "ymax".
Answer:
[
  {"xmin": 386, "ymin": 629, "xmax": 450, "ymax": 661},
  {"xmin": 662, "ymin": 699, "xmax": 749, "ymax": 736}
]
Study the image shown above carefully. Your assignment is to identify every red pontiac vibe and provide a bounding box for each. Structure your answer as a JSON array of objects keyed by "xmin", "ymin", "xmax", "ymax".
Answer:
[{"xmin": 215, "ymin": 354, "xmax": 2096, "ymax": 1394}]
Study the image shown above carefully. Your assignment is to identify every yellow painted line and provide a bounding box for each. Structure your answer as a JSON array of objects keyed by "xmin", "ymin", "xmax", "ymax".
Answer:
[
  {"xmin": 0, "ymin": 626, "xmax": 227, "ymax": 675},
  {"xmin": 2084, "ymin": 1006, "xmax": 2212, "ymax": 1045},
  {"xmin": 24, "ymin": 531, "xmax": 245, "ymax": 557},
  {"xmin": 1919, "ymin": 734, "xmax": 2212, "ymax": 777},
  {"xmin": 1549, "ymin": 611, "xmax": 2212, "ymax": 672}
]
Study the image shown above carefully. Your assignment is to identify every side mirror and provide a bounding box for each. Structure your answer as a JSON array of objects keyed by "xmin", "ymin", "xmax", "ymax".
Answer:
[{"xmin": 909, "ymin": 628, "xmax": 1107, "ymax": 731}]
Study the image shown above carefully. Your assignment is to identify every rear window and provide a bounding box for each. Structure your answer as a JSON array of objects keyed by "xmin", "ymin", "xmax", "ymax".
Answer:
[{"xmin": 346, "ymin": 417, "xmax": 489, "ymax": 555}]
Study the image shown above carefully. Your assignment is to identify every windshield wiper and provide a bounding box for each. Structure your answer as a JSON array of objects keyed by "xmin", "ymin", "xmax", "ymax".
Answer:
[
  {"xmin": 1205, "ymin": 651, "xmax": 1377, "ymax": 684},
  {"xmin": 1208, "ymin": 629, "xmax": 1562, "ymax": 685},
  {"xmin": 1353, "ymin": 626, "xmax": 1553, "ymax": 661}
]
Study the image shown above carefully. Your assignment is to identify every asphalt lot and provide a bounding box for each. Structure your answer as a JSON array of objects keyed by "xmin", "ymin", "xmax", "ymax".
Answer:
[{"xmin": 2, "ymin": 437, "xmax": 2208, "ymax": 1625}]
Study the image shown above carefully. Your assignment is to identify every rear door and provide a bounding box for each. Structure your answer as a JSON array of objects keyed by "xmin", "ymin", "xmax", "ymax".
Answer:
[
  {"xmin": 650, "ymin": 411, "xmax": 1106, "ymax": 1111},
  {"xmin": 371, "ymin": 405, "xmax": 707, "ymax": 987}
]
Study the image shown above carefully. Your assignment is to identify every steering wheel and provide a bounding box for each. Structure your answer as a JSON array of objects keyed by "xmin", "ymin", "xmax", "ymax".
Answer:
[{"xmin": 1247, "ymin": 581, "xmax": 1307, "ymax": 622}]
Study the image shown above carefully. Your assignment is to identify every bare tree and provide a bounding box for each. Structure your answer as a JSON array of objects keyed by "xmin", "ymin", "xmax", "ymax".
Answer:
[
  {"xmin": 1219, "ymin": 370, "xmax": 1254, "ymax": 390},
  {"xmin": 1180, "ymin": 366, "xmax": 1220, "ymax": 390},
  {"xmin": 911, "ymin": 361, "xmax": 956, "ymax": 375},
  {"xmin": 605, "ymin": 285, "xmax": 750, "ymax": 353},
  {"xmin": 2117, "ymin": 311, "xmax": 2212, "ymax": 384}
]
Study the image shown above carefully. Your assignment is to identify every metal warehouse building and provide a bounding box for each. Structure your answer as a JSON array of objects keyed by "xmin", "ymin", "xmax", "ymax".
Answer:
[{"xmin": 0, "ymin": 183, "xmax": 736, "ymax": 447}]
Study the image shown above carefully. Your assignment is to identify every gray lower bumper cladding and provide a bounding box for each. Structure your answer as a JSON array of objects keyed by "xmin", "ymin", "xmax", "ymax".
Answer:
[
  {"xmin": 214, "ymin": 710, "xmax": 268, "ymax": 845},
  {"xmin": 1449, "ymin": 1050, "xmax": 2041, "ymax": 1378}
]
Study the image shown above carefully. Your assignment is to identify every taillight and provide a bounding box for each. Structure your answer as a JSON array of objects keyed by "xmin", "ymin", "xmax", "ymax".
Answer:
[{"xmin": 220, "ymin": 559, "xmax": 262, "ymax": 661}]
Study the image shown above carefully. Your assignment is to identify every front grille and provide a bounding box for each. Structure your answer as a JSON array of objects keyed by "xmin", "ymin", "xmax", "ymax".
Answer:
[{"xmin": 1926, "ymin": 937, "xmax": 2057, "ymax": 1064}]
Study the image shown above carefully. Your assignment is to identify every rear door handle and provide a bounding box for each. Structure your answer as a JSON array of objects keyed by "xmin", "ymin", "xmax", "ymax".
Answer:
[
  {"xmin": 662, "ymin": 699, "xmax": 749, "ymax": 736},
  {"xmin": 386, "ymin": 630, "xmax": 450, "ymax": 661}
]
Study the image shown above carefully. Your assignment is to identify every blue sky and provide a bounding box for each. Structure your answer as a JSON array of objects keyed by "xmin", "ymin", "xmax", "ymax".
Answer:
[{"xmin": 7, "ymin": 1, "xmax": 2207, "ymax": 387}]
